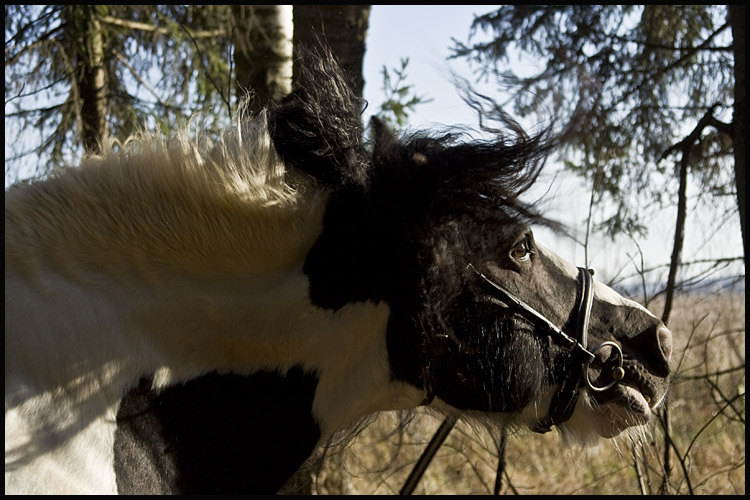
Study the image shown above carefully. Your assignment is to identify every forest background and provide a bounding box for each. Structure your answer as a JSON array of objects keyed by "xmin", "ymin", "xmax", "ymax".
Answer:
[{"xmin": 5, "ymin": 5, "xmax": 745, "ymax": 494}]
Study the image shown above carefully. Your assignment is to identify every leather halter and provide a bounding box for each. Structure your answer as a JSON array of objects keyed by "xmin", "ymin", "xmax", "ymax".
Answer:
[
  {"xmin": 467, "ymin": 263, "xmax": 624, "ymax": 433},
  {"xmin": 401, "ymin": 264, "xmax": 626, "ymax": 494}
]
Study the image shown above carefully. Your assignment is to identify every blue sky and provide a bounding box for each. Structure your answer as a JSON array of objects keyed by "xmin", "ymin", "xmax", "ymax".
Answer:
[
  {"xmin": 363, "ymin": 5, "xmax": 493, "ymax": 130},
  {"xmin": 360, "ymin": 5, "xmax": 744, "ymax": 292}
]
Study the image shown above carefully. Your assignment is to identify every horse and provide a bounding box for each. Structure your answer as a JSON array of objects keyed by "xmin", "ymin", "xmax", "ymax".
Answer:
[{"xmin": 5, "ymin": 46, "xmax": 672, "ymax": 494}]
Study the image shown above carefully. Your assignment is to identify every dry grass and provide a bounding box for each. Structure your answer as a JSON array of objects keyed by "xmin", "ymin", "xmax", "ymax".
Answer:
[{"xmin": 293, "ymin": 291, "xmax": 745, "ymax": 495}]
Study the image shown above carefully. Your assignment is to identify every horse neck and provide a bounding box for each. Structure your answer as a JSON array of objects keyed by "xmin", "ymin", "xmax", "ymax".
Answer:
[
  {"xmin": 6, "ymin": 153, "xmax": 328, "ymax": 389},
  {"xmin": 6, "ymin": 173, "xmax": 421, "ymax": 441}
]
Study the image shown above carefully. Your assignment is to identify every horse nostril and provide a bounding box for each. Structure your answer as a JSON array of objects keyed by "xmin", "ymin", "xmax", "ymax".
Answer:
[{"xmin": 657, "ymin": 325, "xmax": 673, "ymax": 363}]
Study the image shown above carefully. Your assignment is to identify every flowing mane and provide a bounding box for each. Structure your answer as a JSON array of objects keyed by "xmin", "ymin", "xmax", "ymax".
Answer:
[{"xmin": 5, "ymin": 112, "xmax": 325, "ymax": 277}]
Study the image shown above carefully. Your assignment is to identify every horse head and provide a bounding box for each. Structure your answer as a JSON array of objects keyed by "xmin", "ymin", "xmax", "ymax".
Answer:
[{"xmin": 268, "ymin": 46, "xmax": 672, "ymax": 440}]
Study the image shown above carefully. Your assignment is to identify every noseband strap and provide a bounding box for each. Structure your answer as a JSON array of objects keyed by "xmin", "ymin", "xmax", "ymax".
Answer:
[
  {"xmin": 467, "ymin": 263, "xmax": 624, "ymax": 433},
  {"xmin": 404, "ymin": 265, "xmax": 625, "ymax": 494}
]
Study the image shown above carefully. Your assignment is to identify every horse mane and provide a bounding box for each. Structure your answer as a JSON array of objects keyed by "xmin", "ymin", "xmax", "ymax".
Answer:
[
  {"xmin": 5, "ymin": 111, "xmax": 326, "ymax": 277},
  {"xmin": 269, "ymin": 43, "xmax": 369, "ymax": 187}
]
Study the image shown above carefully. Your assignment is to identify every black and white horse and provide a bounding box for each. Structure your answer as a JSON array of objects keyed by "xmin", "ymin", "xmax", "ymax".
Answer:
[{"xmin": 5, "ymin": 48, "xmax": 672, "ymax": 494}]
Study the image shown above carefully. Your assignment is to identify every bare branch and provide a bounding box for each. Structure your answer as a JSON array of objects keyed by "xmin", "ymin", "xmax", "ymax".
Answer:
[
  {"xmin": 660, "ymin": 104, "xmax": 733, "ymax": 162},
  {"xmin": 109, "ymin": 47, "xmax": 172, "ymax": 110},
  {"xmin": 675, "ymin": 364, "xmax": 745, "ymax": 380},
  {"xmin": 681, "ymin": 391, "xmax": 746, "ymax": 460},
  {"xmin": 99, "ymin": 15, "xmax": 226, "ymax": 39}
]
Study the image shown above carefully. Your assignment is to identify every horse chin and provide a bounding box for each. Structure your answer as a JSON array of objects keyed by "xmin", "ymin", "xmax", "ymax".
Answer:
[
  {"xmin": 596, "ymin": 385, "xmax": 658, "ymax": 435},
  {"xmin": 585, "ymin": 386, "xmax": 658, "ymax": 439},
  {"xmin": 556, "ymin": 386, "xmax": 657, "ymax": 442}
]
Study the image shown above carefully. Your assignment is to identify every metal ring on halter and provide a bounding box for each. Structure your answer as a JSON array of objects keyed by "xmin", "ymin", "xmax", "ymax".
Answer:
[{"xmin": 583, "ymin": 341, "xmax": 625, "ymax": 392}]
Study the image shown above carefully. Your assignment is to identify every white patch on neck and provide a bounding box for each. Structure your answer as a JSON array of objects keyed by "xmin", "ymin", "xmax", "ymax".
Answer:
[{"xmin": 536, "ymin": 244, "xmax": 656, "ymax": 318}]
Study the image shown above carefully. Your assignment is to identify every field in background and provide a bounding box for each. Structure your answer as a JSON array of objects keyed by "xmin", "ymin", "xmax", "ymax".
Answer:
[{"xmin": 297, "ymin": 291, "xmax": 745, "ymax": 494}]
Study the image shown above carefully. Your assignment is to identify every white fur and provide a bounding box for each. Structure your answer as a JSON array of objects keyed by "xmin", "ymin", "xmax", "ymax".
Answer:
[
  {"xmin": 5, "ymin": 115, "xmax": 423, "ymax": 493},
  {"xmin": 537, "ymin": 244, "xmax": 657, "ymax": 318}
]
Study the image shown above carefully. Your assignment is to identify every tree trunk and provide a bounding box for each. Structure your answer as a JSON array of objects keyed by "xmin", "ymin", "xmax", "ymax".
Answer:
[
  {"xmin": 231, "ymin": 5, "xmax": 293, "ymax": 113},
  {"xmin": 662, "ymin": 155, "xmax": 688, "ymax": 325},
  {"xmin": 292, "ymin": 5, "xmax": 371, "ymax": 98},
  {"xmin": 729, "ymin": 5, "xmax": 746, "ymax": 261},
  {"xmin": 655, "ymin": 154, "xmax": 686, "ymax": 495},
  {"xmin": 65, "ymin": 6, "xmax": 109, "ymax": 154}
]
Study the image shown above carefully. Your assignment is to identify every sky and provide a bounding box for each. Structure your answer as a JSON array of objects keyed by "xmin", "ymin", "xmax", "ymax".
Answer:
[
  {"xmin": 363, "ymin": 5, "xmax": 490, "ymax": 131},
  {"xmin": 359, "ymin": 5, "xmax": 744, "ymax": 293},
  {"xmin": 5, "ymin": 5, "xmax": 742, "ymax": 293}
]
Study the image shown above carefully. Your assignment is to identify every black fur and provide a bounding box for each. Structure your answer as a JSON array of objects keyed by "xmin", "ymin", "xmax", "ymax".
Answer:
[
  {"xmin": 114, "ymin": 368, "xmax": 320, "ymax": 494},
  {"xmin": 276, "ymin": 46, "xmax": 562, "ymax": 405}
]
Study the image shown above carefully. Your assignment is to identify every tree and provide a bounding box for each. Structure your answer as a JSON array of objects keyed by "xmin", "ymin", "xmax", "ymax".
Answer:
[
  {"xmin": 5, "ymin": 6, "xmax": 380, "ymax": 185},
  {"xmin": 729, "ymin": 5, "xmax": 745, "ymax": 259},
  {"xmin": 64, "ymin": 5, "xmax": 108, "ymax": 154},
  {"xmin": 6, "ymin": 5, "xmax": 113, "ymax": 168},
  {"xmin": 292, "ymin": 6, "xmax": 370, "ymax": 97},
  {"xmin": 231, "ymin": 5, "xmax": 292, "ymax": 115},
  {"xmin": 451, "ymin": 6, "xmax": 742, "ymax": 260},
  {"xmin": 5, "ymin": 5, "xmax": 232, "ymax": 183},
  {"xmin": 228, "ymin": 6, "xmax": 371, "ymax": 116}
]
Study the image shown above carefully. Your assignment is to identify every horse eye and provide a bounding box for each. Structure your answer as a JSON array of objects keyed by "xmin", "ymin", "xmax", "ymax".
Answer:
[{"xmin": 510, "ymin": 239, "xmax": 533, "ymax": 262}]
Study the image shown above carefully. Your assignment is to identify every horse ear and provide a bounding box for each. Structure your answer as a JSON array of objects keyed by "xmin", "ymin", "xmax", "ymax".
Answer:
[
  {"xmin": 267, "ymin": 44, "xmax": 368, "ymax": 187},
  {"xmin": 370, "ymin": 116, "xmax": 399, "ymax": 164}
]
